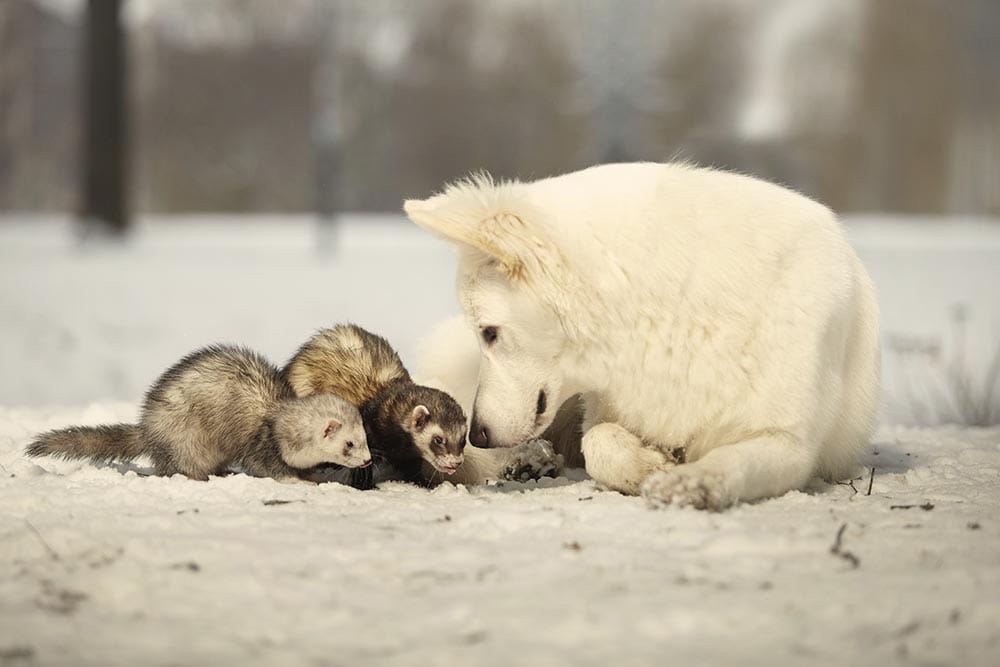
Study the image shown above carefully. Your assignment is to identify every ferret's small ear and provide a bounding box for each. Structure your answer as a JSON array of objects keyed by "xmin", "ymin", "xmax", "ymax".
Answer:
[
  {"xmin": 323, "ymin": 418, "xmax": 342, "ymax": 438},
  {"xmin": 409, "ymin": 405, "xmax": 431, "ymax": 432}
]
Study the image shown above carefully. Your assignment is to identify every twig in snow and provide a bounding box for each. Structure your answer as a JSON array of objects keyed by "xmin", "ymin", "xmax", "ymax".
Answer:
[
  {"xmin": 837, "ymin": 479, "xmax": 858, "ymax": 497},
  {"xmin": 168, "ymin": 561, "xmax": 201, "ymax": 572},
  {"xmin": 830, "ymin": 523, "xmax": 860, "ymax": 569},
  {"xmin": 889, "ymin": 503, "xmax": 935, "ymax": 511},
  {"xmin": 866, "ymin": 467, "xmax": 875, "ymax": 496},
  {"xmin": 0, "ymin": 647, "xmax": 35, "ymax": 661},
  {"xmin": 25, "ymin": 520, "xmax": 59, "ymax": 561}
]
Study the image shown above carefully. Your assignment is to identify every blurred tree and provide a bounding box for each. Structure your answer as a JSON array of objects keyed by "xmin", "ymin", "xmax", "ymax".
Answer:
[
  {"xmin": 82, "ymin": 0, "xmax": 129, "ymax": 234},
  {"xmin": 846, "ymin": 0, "xmax": 959, "ymax": 213},
  {"xmin": 650, "ymin": 3, "xmax": 747, "ymax": 159},
  {"xmin": 568, "ymin": 0, "xmax": 673, "ymax": 164},
  {"xmin": 950, "ymin": 0, "xmax": 1000, "ymax": 215},
  {"xmin": 0, "ymin": 1, "xmax": 78, "ymax": 212},
  {"xmin": 331, "ymin": 0, "xmax": 585, "ymax": 210},
  {"xmin": 4, "ymin": 0, "xmax": 998, "ymax": 218},
  {"xmin": 0, "ymin": 2, "xmax": 20, "ymax": 210},
  {"xmin": 136, "ymin": 29, "xmax": 318, "ymax": 212}
]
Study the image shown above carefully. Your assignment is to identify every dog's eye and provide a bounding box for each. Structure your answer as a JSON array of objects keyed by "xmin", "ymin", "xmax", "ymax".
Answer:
[
  {"xmin": 481, "ymin": 326, "xmax": 498, "ymax": 345},
  {"xmin": 432, "ymin": 435, "xmax": 445, "ymax": 446}
]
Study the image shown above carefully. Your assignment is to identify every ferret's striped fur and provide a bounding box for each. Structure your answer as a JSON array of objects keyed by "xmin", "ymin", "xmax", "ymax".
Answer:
[{"xmin": 28, "ymin": 345, "xmax": 372, "ymax": 481}]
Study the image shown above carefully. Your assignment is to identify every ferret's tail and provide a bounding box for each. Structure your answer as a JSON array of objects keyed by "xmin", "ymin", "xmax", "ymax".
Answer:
[{"xmin": 26, "ymin": 424, "xmax": 144, "ymax": 463}]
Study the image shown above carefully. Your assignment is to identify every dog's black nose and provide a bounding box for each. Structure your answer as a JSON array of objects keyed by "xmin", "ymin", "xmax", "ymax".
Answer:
[
  {"xmin": 469, "ymin": 419, "xmax": 491, "ymax": 448},
  {"xmin": 535, "ymin": 389, "xmax": 547, "ymax": 416}
]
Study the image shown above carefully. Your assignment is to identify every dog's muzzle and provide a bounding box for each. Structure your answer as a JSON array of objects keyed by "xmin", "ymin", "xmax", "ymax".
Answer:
[{"xmin": 469, "ymin": 418, "xmax": 492, "ymax": 448}]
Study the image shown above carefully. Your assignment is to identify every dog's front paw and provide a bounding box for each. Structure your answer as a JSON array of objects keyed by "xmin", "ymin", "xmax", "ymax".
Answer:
[
  {"xmin": 503, "ymin": 439, "xmax": 564, "ymax": 482},
  {"xmin": 640, "ymin": 466, "xmax": 731, "ymax": 511}
]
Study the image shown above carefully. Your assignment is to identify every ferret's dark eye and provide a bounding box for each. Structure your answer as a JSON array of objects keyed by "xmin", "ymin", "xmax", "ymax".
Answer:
[
  {"xmin": 346, "ymin": 441, "xmax": 355, "ymax": 449},
  {"xmin": 481, "ymin": 326, "xmax": 498, "ymax": 345},
  {"xmin": 432, "ymin": 435, "xmax": 445, "ymax": 446}
]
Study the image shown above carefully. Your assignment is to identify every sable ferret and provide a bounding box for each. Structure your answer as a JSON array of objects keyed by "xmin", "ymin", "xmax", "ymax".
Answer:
[
  {"xmin": 282, "ymin": 324, "xmax": 467, "ymax": 486},
  {"xmin": 27, "ymin": 345, "xmax": 372, "ymax": 481}
]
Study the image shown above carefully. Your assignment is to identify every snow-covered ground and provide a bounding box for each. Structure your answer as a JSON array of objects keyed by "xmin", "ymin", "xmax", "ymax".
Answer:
[
  {"xmin": 2, "ymin": 411, "xmax": 999, "ymax": 666},
  {"xmin": 1, "ymin": 215, "xmax": 999, "ymax": 665}
]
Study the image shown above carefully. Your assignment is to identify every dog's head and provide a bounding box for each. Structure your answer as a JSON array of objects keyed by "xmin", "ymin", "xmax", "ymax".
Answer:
[{"xmin": 405, "ymin": 175, "xmax": 576, "ymax": 448}]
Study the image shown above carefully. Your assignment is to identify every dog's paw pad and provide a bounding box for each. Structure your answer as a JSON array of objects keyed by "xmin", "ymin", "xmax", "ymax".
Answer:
[
  {"xmin": 503, "ymin": 439, "xmax": 564, "ymax": 482},
  {"xmin": 640, "ymin": 467, "xmax": 730, "ymax": 511}
]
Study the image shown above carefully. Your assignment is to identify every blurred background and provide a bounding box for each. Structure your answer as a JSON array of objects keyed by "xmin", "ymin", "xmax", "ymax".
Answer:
[{"xmin": 1, "ymin": 0, "xmax": 998, "ymax": 426}]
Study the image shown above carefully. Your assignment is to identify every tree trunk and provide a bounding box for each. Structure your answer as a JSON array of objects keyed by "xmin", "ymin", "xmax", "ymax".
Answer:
[{"xmin": 82, "ymin": 0, "xmax": 128, "ymax": 235}]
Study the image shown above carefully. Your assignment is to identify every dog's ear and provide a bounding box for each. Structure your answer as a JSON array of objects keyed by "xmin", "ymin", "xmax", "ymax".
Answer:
[{"xmin": 404, "ymin": 175, "xmax": 555, "ymax": 281}]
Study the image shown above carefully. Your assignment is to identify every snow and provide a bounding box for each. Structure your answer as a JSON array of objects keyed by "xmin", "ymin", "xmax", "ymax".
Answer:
[
  {"xmin": 2, "ymin": 214, "xmax": 1000, "ymax": 664},
  {"xmin": 0, "ymin": 215, "xmax": 461, "ymax": 407},
  {"xmin": 847, "ymin": 217, "xmax": 1000, "ymax": 424},
  {"xmin": 2, "ymin": 409, "xmax": 999, "ymax": 665}
]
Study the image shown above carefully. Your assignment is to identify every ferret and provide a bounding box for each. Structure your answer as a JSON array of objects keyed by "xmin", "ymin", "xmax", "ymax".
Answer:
[
  {"xmin": 27, "ymin": 345, "xmax": 372, "ymax": 482},
  {"xmin": 282, "ymin": 324, "xmax": 467, "ymax": 485}
]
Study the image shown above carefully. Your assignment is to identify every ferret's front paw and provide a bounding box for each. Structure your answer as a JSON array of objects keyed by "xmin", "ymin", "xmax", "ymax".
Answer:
[
  {"xmin": 297, "ymin": 463, "xmax": 342, "ymax": 484},
  {"xmin": 503, "ymin": 439, "xmax": 564, "ymax": 482},
  {"xmin": 640, "ymin": 466, "xmax": 731, "ymax": 511}
]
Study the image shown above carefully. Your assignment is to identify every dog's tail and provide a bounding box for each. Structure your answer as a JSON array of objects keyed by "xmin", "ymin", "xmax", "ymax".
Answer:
[{"xmin": 26, "ymin": 424, "xmax": 144, "ymax": 464}]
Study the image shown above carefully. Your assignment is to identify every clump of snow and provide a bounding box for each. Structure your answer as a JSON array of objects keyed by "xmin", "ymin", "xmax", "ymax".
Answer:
[{"xmin": 2, "ymin": 407, "xmax": 999, "ymax": 665}]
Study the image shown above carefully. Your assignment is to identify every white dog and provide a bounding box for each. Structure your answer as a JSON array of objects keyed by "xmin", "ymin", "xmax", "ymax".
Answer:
[{"xmin": 406, "ymin": 163, "xmax": 880, "ymax": 510}]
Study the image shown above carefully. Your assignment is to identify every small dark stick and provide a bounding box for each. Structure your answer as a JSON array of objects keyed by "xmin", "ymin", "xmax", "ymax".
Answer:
[
  {"xmin": 890, "ymin": 503, "xmax": 935, "ymax": 511},
  {"xmin": 866, "ymin": 467, "xmax": 875, "ymax": 496},
  {"xmin": 838, "ymin": 478, "xmax": 858, "ymax": 496},
  {"xmin": 830, "ymin": 522, "xmax": 860, "ymax": 569},
  {"xmin": 25, "ymin": 520, "xmax": 60, "ymax": 561}
]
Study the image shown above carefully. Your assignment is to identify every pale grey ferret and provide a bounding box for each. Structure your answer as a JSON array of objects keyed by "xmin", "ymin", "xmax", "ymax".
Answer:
[{"xmin": 27, "ymin": 345, "xmax": 372, "ymax": 481}]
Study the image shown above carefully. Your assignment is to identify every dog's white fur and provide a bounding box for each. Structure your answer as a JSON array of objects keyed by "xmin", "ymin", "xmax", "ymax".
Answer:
[{"xmin": 406, "ymin": 163, "xmax": 880, "ymax": 510}]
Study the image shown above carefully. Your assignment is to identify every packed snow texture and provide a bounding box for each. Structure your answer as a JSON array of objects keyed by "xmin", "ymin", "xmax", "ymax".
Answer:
[
  {"xmin": 2, "ymin": 409, "xmax": 999, "ymax": 666},
  {"xmin": 1, "ymin": 216, "xmax": 999, "ymax": 665}
]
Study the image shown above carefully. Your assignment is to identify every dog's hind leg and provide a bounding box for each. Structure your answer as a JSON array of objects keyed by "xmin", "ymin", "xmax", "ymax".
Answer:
[
  {"xmin": 581, "ymin": 423, "xmax": 673, "ymax": 495},
  {"xmin": 641, "ymin": 431, "xmax": 816, "ymax": 511}
]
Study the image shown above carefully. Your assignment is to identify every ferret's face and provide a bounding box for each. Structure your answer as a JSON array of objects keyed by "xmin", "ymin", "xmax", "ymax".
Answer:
[
  {"xmin": 280, "ymin": 414, "xmax": 372, "ymax": 470},
  {"xmin": 312, "ymin": 419, "xmax": 372, "ymax": 469},
  {"xmin": 403, "ymin": 402, "xmax": 467, "ymax": 475}
]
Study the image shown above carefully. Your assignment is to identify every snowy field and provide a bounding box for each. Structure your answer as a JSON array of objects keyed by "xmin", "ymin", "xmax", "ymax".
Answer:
[
  {"xmin": 2, "ymin": 413, "xmax": 999, "ymax": 666},
  {"xmin": 1, "ymin": 215, "xmax": 999, "ymax": 666}
]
